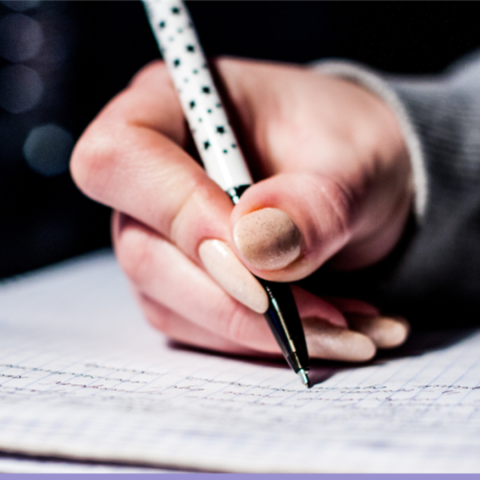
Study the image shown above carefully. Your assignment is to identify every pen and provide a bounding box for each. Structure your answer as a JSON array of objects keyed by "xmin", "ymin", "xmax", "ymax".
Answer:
[{"xmin": 142, "ymin": 0, "xmax": 310, "ymax": 387}]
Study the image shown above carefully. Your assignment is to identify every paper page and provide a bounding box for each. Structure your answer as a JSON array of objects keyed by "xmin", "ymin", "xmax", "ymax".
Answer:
[
  {"xmin": 0, "ymin": 454, "xmax": 173, "ymax": 473},
  {"xmin": 1, "ymin": 250, "xmax": 480, "ymax": 473}
]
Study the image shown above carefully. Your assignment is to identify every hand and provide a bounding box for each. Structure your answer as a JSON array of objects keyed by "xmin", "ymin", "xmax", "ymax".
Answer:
[{"xmin": 71, "ymin": 57, "xmax": 412, "ymax": 362}]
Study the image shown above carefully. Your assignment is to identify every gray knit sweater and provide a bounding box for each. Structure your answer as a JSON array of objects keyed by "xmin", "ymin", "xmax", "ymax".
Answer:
[{"xmin": 307, "ymin": 51, "xmax": 480, "ymax": 328}]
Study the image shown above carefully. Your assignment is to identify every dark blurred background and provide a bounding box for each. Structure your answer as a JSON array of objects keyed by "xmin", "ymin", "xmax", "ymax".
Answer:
[{"xmin": 0, "ymin": 1, "xmax": 479, "ymax": 279}]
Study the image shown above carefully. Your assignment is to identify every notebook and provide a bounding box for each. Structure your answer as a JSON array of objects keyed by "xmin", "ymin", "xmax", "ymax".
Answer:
[{"xmin": 1, "ymin": 250, "xmax": 479, "ymax": 473}]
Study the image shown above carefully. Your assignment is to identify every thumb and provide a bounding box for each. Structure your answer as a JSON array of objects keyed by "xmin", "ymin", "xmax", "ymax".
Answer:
[{"xmin": 230, "ymin": 172, "xmax": 357, "ymax": 282}]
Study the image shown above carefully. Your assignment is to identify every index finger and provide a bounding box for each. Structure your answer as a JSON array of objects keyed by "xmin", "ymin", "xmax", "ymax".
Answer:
[{"xmin": 71, "ymin": 60, "xmax": 234, "ymax": 260}]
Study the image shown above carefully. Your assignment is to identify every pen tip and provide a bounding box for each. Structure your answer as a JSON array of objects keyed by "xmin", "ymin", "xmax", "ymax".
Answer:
[{"xmin": 297, "ymin": 369, "xmax": 310, "ymax": 388}]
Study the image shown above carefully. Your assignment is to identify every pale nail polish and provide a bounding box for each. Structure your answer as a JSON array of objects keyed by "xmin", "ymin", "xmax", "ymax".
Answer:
[
  {"xmin": 349, "ymin": 315, "xmax": 410, "ymax": 349},
  {"xmin": 233, "ymin": 208, "xmax": 302, "ymax": 271},
  {"xmin": 199, "ymin": 239, "xmax": 269, "ymax": 314},
  {"xmin": 303, "ymin": 318, "xmax": 376, "ymax": 362}
]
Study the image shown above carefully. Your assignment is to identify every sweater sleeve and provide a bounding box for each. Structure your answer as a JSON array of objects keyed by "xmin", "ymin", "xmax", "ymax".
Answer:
[{"xmin": 306, "ymin": 51, "xmax": 480, "ymax": 328}]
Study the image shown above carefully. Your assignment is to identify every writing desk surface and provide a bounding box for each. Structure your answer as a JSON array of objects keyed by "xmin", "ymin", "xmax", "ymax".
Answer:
[{"xmin": 0, "ymin": 250, "xmax": 479, "ymax": 473}]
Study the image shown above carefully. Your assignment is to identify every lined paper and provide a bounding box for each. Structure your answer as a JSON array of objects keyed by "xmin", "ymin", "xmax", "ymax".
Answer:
[{"xmin": 1, "ymin": 251, "xmax": 480, "ymax": 472}]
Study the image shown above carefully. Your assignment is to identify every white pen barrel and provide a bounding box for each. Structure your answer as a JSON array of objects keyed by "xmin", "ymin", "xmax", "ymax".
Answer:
[{"xmin": 143, "ymin": 0, "xmax": 253, "ymax": 192}]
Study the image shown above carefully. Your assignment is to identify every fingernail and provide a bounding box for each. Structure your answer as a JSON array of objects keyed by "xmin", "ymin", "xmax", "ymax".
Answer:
[
  {"xmin": 233, "ymin": 208, "xmax": 302, "ymax": 270},
  {"xmin": 199, "ymin": 239, "xmax": 269, "ymax": 314},
  {"xmin": 349, "ymin": 315, "xmax": 410, "ymax": 349},
  {"xmin": 303, "ymin": 318, "xmax": 376, "ymax": 362}
]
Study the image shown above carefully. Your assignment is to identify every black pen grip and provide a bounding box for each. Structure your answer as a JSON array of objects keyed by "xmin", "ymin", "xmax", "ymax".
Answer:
[{"xmin": 257, "ymin": 279, "xmax": 310, "ymax": 373}]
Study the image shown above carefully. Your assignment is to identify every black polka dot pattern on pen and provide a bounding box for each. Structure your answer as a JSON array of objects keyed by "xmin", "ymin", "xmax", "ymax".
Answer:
[{"xmin": 148, "ymin": 0, "xmax": 251, "ymax": 188}]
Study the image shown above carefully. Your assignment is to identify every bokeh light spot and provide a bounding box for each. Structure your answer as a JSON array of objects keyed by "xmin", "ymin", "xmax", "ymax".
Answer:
[
  {"xmin": 23, "ymin": 124, "xmax": 74, "ymax": 177},
  {"xmin": 0, "ymin": 64, "xmax": 43, "ymax": 113},
  {"xmin": 0, "ymin": 13, "xmax": 43, "ymax": 62}
]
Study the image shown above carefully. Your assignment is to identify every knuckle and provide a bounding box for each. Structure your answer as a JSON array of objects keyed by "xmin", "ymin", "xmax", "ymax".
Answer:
[
  {"xmin": 71, "ymin": 81, "xmax": 139, "ymax": 201},
  {"xmin": 315, "ymin": 175, "xmax": 355, "ymax": 238},
  {"xmin": 70, "ymin": 124, "xmax": 120, "ymax": 201},
  {"xmin": 69, "ymin": 131, "xmax": 93, "ymax": 194},
  {"xmin": 168, "ymin": 174, "xmax": 217, "ymax": 243}
]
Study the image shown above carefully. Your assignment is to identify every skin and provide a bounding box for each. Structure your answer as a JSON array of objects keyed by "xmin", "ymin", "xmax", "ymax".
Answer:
[{"xmin": 71, "ymin": 57, "xmax": 412, "ymax": 361}]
